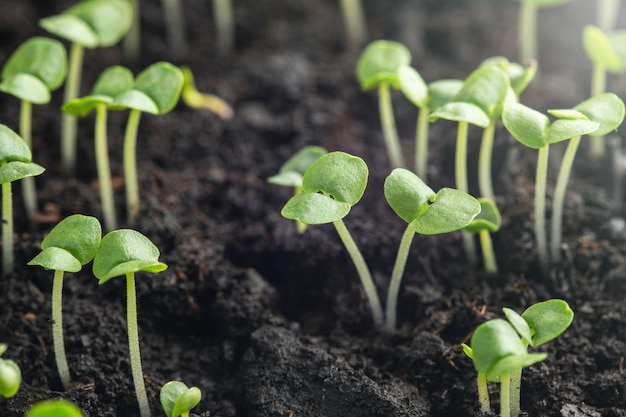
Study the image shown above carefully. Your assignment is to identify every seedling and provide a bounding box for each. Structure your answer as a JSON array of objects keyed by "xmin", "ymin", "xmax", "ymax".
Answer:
[
  {"xmin": 0, "ymin": 344, "xmax": 21, "ymax": 398},
  {"xmin": 383, "ymin": 168, "xmax": 480, "ymax": 331},
  {"xmin": 27, "ymin": 215, "xmax": 102, "ymax": 390},
  {"xmin": 181, "ymin": 66, "xmax": 233, "ymax": 120},
  {"xmin": 463, "ymin": 198, "xmax": 501, "ymax": 274},
  {"xmin": 0, "ymin": 124, "xmax": 45, "ymax": 275},
  {"xmin": 93, "ymin": 229, "xmax": 168, "ymax": 417},
  {"xmin": 62, "ymin": 66, "xmax": 135, "ymax": 231},
  {"xmin": 597, "ymin": 0, "xmax": 621, "ymax": 31},
  {"xmin": 160, "ymin": 380, "xmax": 202, "ymax": 417},
  {"xmin": 39, "ymin": 0, "xmax": 133, "ymax": 175},
  {"xmin": 356, "ymin": 40, "xmax": 411, "ymax": 169},
  {"xmin": 340, "ymin": 0, "xmax": 367, "ymax": 46},
  {"xmin": 515, "ymin": 0, "xmax": 572, "ymax": 63},
  {"xmin": 25, "ymin": 399, "xmax": 85, "ymax": 417},
  {"xmin": 0, "ymin": 37, "xmax": 67, "ymax": 222},
  {"xmin": 268, "ymin": 145, "xmax": 328, "ymax": 233},
  {"xmin": 281, "ymin": 151, "xmax": 384, "ymax": 327},
  {"xmin": 213, "ymin": 0, "xmax": 235, "ymax": 52}
]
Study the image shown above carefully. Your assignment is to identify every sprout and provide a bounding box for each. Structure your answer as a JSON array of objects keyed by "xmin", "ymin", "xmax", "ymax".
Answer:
[
  {"xmin": 0, "ymin": 344, "xmax": 21, "ymax": 398},
  {"xmin": 0, "ymin": 124, "xmax": 45, "ymax": 275},
  {"xmin": 383, "ymin": 168, "xmax": 480, "ymax": 331},
  {"xmin": 161, "ymin": 0, "xmax": 185, "ymax": 49},
  {"xmin": 39, "ymin": 0, "xmax": 133, "ymax": 175},
  {"xmin": 25, "ymin": 399, "xmax": 85, "ymax": 417},
  {"xmin": 516, "ymin": 0, "xmax": 573, "ymax": 63},
  {"xmin": 340, "ymin": 0, "xmax": 367, "ymax": 47},
  {"xmin": 181, "ymin": 66, "xmax": 233, "ymax": 120},
  {"xmin": 27, "ymin": 215, "xmax": 102, "ymax": 390},
  {"xmin": 281, "ymin": 151, "xmax": 384, "ymax": 327},
  {"xmin": 213, "ymin": 0, "xmax": 235, "ymax": 53},
  {"xmin": 0, "ymin": 37, "xmax": 67, "ymax": 222},
  {"xmin": 356, "ymin": 40, "xmax": 411, "ymax": 169},
  {"xmin": 463, "ymin": 198, "xmax": 501, "ymax": 274},
  {"xmin": 93, "ymin": 229, "xmax": 168, "ymax": 417},
  {"xmin": 597, "ymin": 0, "xmax": 621, "ymax": 32},
  {"xmin": 268, "ymin": 145, "xmax": 328, "ymax": 233},
  {"xmin": 160, "ymin": 381, "xmax": 202, "ymax": 417}
]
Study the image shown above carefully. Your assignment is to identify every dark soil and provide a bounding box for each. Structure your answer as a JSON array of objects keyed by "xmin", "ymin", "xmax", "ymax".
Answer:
[{"xmin": 1, "ymin": 0, "xmax": 626, "ymax": 416}]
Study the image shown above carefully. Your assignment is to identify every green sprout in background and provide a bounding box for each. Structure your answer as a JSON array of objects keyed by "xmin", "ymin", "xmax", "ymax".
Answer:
[
  {"xmin": 597, "ymin": 0, "xmax": 621, "ymax": 31},
  {"xmin": 463, "ymin": 198, "xmax": 501, "ymax": 274},
  {"xmin": 356, "ymin": 40, "xmax": 411, "ymax": 169},
  {"xmin": 160, "ymin": 381, "xmax": 202, "ymax": 417},
  {"xmin": 93, "ymin": 229, "xmax": 168, "ymax": 417},
  {"xmin": 0, "ymin": 124, "xmax": 45, "ymax": 275},
  {"xmin": 340, "ymin": 0, "xmax": 367, "ymax": 47},
  {"xmin": 162, "ymin": 0, "xmax": 185, "ymax": 49},
  {"xmin": 25, "ymin": 399, "xmax": 85, "ymax": 417},
  {"xmin": 39, "ymin": 0, "xmax": 133, "ymax": 175},
  {"xmin": 181, "ymin": 66, "xmax": 233, "ymax": 120},
  {"xmin": 0, "ymin": 37, "xmax": 67, "ymax": 223},
  {"xmin": 383, "ymin": 168, "xmax": 480, "ymax": 331},
  {"xmin": 213, "ymin": 0, "xmax": 235, "ymax": 53},
  {"xmin": 27, "ymin": 215, "xmax": 102, "ymax": 390},
  {"xmin": 0, "ymin": 344, "xmax": 21, "ymax": 398}
]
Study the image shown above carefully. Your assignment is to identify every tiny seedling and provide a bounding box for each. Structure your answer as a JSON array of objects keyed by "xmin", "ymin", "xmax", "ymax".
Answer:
[
  {"xmin": 213, "ymin": 0, "xmax": 235, "ymax": 53},
  {"xmin": 27, "ymin": 215, "xmax": 102, "ymax": 390},
  {"xmin": 93, "ymin": 229, "xmax": 168, "ymax": 417},
  {"xmin": 340, "ymin": 0, "xmax": 367, "ymax": 47},
  {"xmin": 0, "ymin": 344, "xmax": 21, "ymax": 398},
  {"xmin": 0, "ymin": 124, "xmax": 45, "ymax": 275},
  {"xmin": 0, "ymin": 37, "xmax": 67, "ymax": 222},
  {"xmin": 463, "ymin": 198, "xmax": 501, "ymax": 274},
  {"xmin": 515, "ymin": 0, "xmax": 572, "ymax": 63},
  {"xmin": 281, "ymin": 151, "xmax": 384, "ymax": 327},
  {"xmin": 268, "ymin": 145, "xmax": 328, "ymax": 233},
  {"xmin": 383, "ymin": 168, "xmax": 480, "ymax": 331},
  {"xmin": 39, "ymin": 0, "xmax": 133, "ymax": 175},
  {"xmin": 160, "ymin": 380, "xmax": 202, "ymax": 417},
  {"xmin": 181, "ymin": 66, "xmax": 233, "ymax": 120},
  {"xmin": 25, "ymin": 399, "xmax": 85, "ymax": 417},
  {"xmin": 356, "ymin": 40, "xmax": 411, "ymax": 169}
]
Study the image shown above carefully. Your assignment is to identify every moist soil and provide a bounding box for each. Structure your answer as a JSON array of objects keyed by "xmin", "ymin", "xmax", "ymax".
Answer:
[{"xmin": 1, "ymin": 0, "xmax": 626, "ymax": 416}]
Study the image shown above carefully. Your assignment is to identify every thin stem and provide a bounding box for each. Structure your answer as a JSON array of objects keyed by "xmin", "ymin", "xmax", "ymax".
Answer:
[
  {"xmin": 519, "ymin": 0, "xmax": 537, "ymax": 63},
  {"xmin": 124, "ymin": 109, "xmax": 142, "ymax": 225},
  {"xmin": 379, "ymin": 83, "xmax": 405, "ymax": 169},
  {"xmin": 551, "ymin": 136, "xmax": 581, "ymax": 264},
  {"xmin": 123, "ymin": 0, "xmax": 141, "ymax": 66},
  {"xmin": 20, "ymin": 100, "xmax": 37, "ymax": 222},
  {"xmin": 477, "ymin": 372, "xmax": 490, "ymax": 413},
  {"xmin": 339, "ymin": 0, "xmax": 367, "ymax": 47},
  {"xmin": 126, "ymin": 272, "xmax": 150, "ymax": 417},
  {"xmin": 213, "ymin": 0, "xmax": 234, "ymax": 53},
  {"xmin": 333, "ymin": 219, "xmax": 384, "ymax": 327},
  {"xmin": 62, "ymin": 42, "xmax": 84, "ymax": 175},
  {"xmin": 535, "ymin": 146, "xmax": 550, "ymax": 276},
  {"xmin": 385, "ymin": 224, "xmax": 415, "ymax": 332},
  {"xmin": 52, "ymin": 269, "xmax": 70, "ymax": 390},
  {"xmin": 294, "ymin": 186, "xmax": 308, "ymax": 234},
  {"xmin": 500, "ymin": 372, "xmax": 511, "ymax": 417},
  {"xmin": 589, "ymin": 64, "xmax": 607, "ymax": 158},
  {"xmin": 456, "ymin": 121, "xmax": 477, "ymax": 266},
  {"xmin": 478, "ymin": 122, "xmax": 496, "ymax": 200},
  {"xmin": 510, "ymin": 367, "xmax": 522, "ymax": 417},
  {"xmin": 95, "ymin": 104, "xmax": 117, "ymax": 231},
  {"xmin": 479, "ymin": 229, "xmax": 498, "ymax": 274},
  {"xmin": 2, "ymin": 181, "xmax": 13, "ymax": 276},
  {"xmin": 415, "ymin": 106, "xmax": 430, "ymax": 180},
  {"xmin": 161, "ymin": 0, "xmax": 185, "ymax": 48},
  {"xmin": 598, "ymin": 0, "xmax": 620, "ymax": 31}
]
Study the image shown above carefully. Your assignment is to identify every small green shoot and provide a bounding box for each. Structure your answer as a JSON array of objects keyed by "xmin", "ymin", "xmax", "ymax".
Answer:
[
  {"xmin": 340, "ymin": 0, "xmax": 367, "ymax": 47},
  {"xmin": 597, "ymin": 0, "xmax": 621, "ymax": 31},
  {"xmin": 181, "ymin": 66, "xmax": 233, "ymax": 120},
  {"xmin": 464, "ymin": 198, "xmax": 501, "ymax": 274},
  {"xmin": 161, "ymin": 0, "xmax": 185, "ymax": 49},
  {"xmin": 160, "ymin": 381, "xmax": 202, "ymax": 417},
  {"xmin": 281, "ymin": 151, "xmax": 384, "ymax": 327},
  {"xmin": 516, "ymin": 0, "xmax": 572, "ymax": 63},
  {"xmin": 27, "ymin": 215, "xmax": 102, "ymax": 390},
  {"xmin": 93, "ymin": 229, "xmax": 168, "ymax": 417},
  {"xmin": 0, "ymin": 344, "xmax": 21, "ymax": 398},
  {"xmin": 213, "ymin": 0, "xmax": 235, "ymax": 53},
  {"xmin": 25, "ymin": 399, "xmax": 85, "ymax": 417},
  {"xmin": 356, "ymin": 40, "xmax": 411, "ymax": 169}
]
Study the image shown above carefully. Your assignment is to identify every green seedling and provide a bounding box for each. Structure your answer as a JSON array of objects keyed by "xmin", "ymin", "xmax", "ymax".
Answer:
[
  {"xmin": 0, "ymin": 344, "xmax": 21, "ymax": 398},
  {"xmin": 113, "ymin": 62, "xmax": 184, "ymax": 225},
  {"xmin": 213, "ymin": 0, "xmax": 235, "ymax": 53},
  {"xmin": 27, "ymin": 215, "xmax": 102, "ymax": 390},
  {"xmin": 582, "ymin": 25, "xmax": 626, "ymax": 158},
  {"xmin": 25, "ymin": 399, "xmax": 85, "ymax": 417},
  {"xmin": 463, "ymin": 198, "xmax": 501, "ymax": 274},
  {"xmin": 384, "ymin": 168, "xmax": 480, "ymax": 331},
  {"xmin": 340, "ymin": 0, "xmax": 367, "ymax": 47},
  {"xmin": 516, "ymin": 0, "xmax": 572, "ymax": 63},
  {"xmin": 268, "ymin": 146, "xmax": 328, "ymax": 233},
  {"xmin": 162, "ymin": 0, "xmax": 185, "ymax": 49},
  {"xmin": 281, "ymin": 151, "xmax": 384, "ymax": 327},
  {"xmin": 550, "ymin": 94, "xmax": 625, "ymax": 263},
  {"xmin": 93, "ymin": 229, "xmax": 168, "ymax": 417},
  {"xmin": 62, "ymin": 66, "xmax": 135, "ymax": 232},
  {"xmin": 356, "ymin": 40, "xmax": 411, "ymax": 169},
  {"xmin": 503, "ymin": 299, "xmax": 574, "ymax": 417},
  {"xmin": 502, "ymin": 102, "xmax": 599, "ymax": 275},
  {"xmin": 0, "ymin": 37, "xmax": 67, "ymax": 222},
  {"xmin": 160, "ymin": 381, "xmax": 202, "ymax": 417},
  {"xmin": 181, "ymin": 66, "xmax": 233, "ymax": 120},
  {"xmin": 0, "ymin": 124, "xmax": 45, "ymax": 275},
  {"xmin": 39, "ymin": 0, "xmax": 133, "ymax": 175}
]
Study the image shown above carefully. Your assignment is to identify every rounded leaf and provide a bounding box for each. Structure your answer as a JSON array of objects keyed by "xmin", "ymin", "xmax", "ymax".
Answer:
[
  {"xmin": 130, "ymin": 62, "xmax": 184, "ymax": 114},
  {"xmin": 91, "ymin": 66, "xmax": 134, "ymax": 98},
  {"xmin": 583, "ymin": 25, "xmax": 626, "ymax": 73},
  {"xmin": 384, "ymin": 168, "xmax": 435, "ymax": 224},
  {"xmin": 281, "ymin": 192, "xmax": 351, "ymax": 224},
  {"xmin": 356, "ymin": 40, "xmax": 411, "ymax": 90},
  {"xmin": 521, "ymin": 299, "xmax": 574, "ymax": 346},
  {"xmin": 429, "ymin": 101, "xmax": 490, "ymax": 127},
  {"xmin": 464, "ymin": 198, "xmax": 501, "ymax": 233},
  {"xmin": 0, "ymin": 124, "xmax": 32, "ymax": 163},
  {"xmin": 0, "ymin": 73, "xmax": 50, "ymax": 104},
  {"xmin": 39, "ymin": 15, "xmax": 99, "ymax": 48},
  {"xmin": 410, "ymin": 188, "xmax": 481, "ymax": 235},
  {"xmin": 93, "ymin": 229, "xmax": 168, "ymax": 284},
  {"xmin": 66, "ymin": 0, "xmax": 133, "ymax": 47},
  {"xmin": 0, "ymin": 359, "xmax": 21, "ymax": 398},
  {"xmin": 113, "ymin": 89, "xmax": 159, "ymax": 114},
  {"xmin": 502, "ymin": 102, "xmax": 550, "ymax": 149},
  {"xmin": 160, "ymin": 381, "xmax": 202, "ymax": 417},
  {"xmin": 503, "ymin": 307, "xmax": 533, "ymax": 344},
  {"xmin": 268, "ymin": 172, "xmax": 304, "ymax": 187},
  {"xmin": 268, "ymin": 146, "xmax": 327, "ymax": 187},
  {"xmin": 398, "ymin": 65, "xmax": 428, "ymax": 107},
  {"xmin": 25, "ymin": 400, "xmax": 84, "ymax": 417},
  {"xmin": 0, "ymin": 161, "xmax": 45, "ymax": 184},
  {"xmin": 487, "ymin": 352, "xmax": 547, "ymax": 381},
  {"xmin": 28, "ymin": 247, "xmax": 82, "ymax": 273},
  {"xmin": 427, "ymin": 79, "xmax": 463, "ymax": 111},
  {"xmin": 1, "ymin": 37, "xmax": 67, "ymax": 91},
  {"xmin": 453, "ymin": 66, "xmax": 510, "ymax": 120},
  {"xmin": 302, "ymin": 152, "xmax": 368, "ymax": 206},
  {"xmin": 470, "ymin": 319, "xmax": 526, "ymax": 374},
  {"xmin": 546, "ymin": 119, "xmax": 599, "ymax": 144},
  {"xmin": 40, "ymin": 214, "xmax": 102, "ymax": 265},
  {"xmin": 62, "ymin": 95, "xmax": 112, "ymax": 117},
  {"xmin": 574, "ymin": 93, "xmax": 625, "ymax": 137}
]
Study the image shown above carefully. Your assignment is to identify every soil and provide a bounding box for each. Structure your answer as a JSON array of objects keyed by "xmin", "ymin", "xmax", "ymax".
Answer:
[{"xmin": 1, "ymin": 0, "xmax": 626, "ymax": 416}]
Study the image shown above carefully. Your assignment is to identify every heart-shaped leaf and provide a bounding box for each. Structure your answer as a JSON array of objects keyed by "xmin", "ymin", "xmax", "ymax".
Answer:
[
  {"xmin": 356, "ymin": 40, "xmax": 411, "ymax": 90},
  {"xmin": 521, "ymin": 299, "xmax": 574, "ymax": 346},
  {"xmin": 302, "ymin": 152, "xmax": 368, "ymax": 206},
  {"xmin": 574, "ymin": 93, "xmax": 625, "ymax": 137}
]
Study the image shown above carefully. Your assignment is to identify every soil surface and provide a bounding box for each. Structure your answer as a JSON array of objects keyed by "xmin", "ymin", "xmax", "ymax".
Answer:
[{"xmin": 1, "ymin": 0, "xmax": 626, "ymax": 416}]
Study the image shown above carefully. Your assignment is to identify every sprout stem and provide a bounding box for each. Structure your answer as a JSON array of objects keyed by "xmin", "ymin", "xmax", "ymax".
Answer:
[
  {"xmin": 535, "ymin": 146, "xmax": 550, "ymax": 276},
  {"xmin": 294, "ymin": 186, "xmax": 308, "ymax": 234},
  {"xmin": 478, "ymin": 122, "xmax": 496, "ymax": 200},
  {"xmin": 340, "ymin": 0, "xmax": 367, "ymax": 47},
  {"xmin": 379, "ymin": 83, "xmax": 405, "ymax": 169},
  {"xmin": 52, "ymin": 269, "xmax": 70, "ymax": 390},
  {"xmin": 385, "ymin": 224, "xmax": 415, "ymax": 332},
  {"xmin": 479, "ymin": 229, "xmax": 498, "ymax": 274},
  {"xmin": 2, "ymin": 181, "xmax": 13, "ymax": 275},
  {"xmin": 477, "ymin": 372, "xmax": 490, "ymax": 413},
  {"xmin": 123, "ymin": 0, "xmax": 141, "ymax": 66},
  {"xmin": 213, "ymin": 0, "xmax": 234, "ymax": 53},
  {"xmin": 415, "ymin": 106, "xmax": 430, "ymax": 180},
  {"xmin": 62, "ymin": 42, "xmax": 84, "ymax": 175},
  {"xmin": 510, "ymin": 367, "xmax": 522, "ymax": 417},
  {"xmin": 126, "ymin": 272, "xmax": 151, "ymax": 417},
  {"xmin": 519, "ymin": 0, "xmax": 537, "ymax": 63},
  {"xmin": 500, "ymin": 371, "xmax": 511, "ymax": 417},
  {"xmin": 455, "ymin": 121, "xmax": 477, "ymax": 266},
  {"xmin": 161, "ymin": 0, "xmax": 185, "ymax": 48},
  {"xmin": 598, "ymin": 0, "xmax": 621, "ymax": 31},
  {"xmin": 589, "ymin": 64, "xmax": 607, "ymax": 158},
  {"xmin": 333, "ymin": 219, "xmax": 384, "ymax": 327},
  {"xmin": 123, "ymin": 109, "xmax": 142, "ymax": 225},
  {"xmin": 95, "ymin": 104, "xmax": 117, "ymax": 231},
  {"xmin": 20, "ymin": 100, "xmax": 37, "ymax": 223}
]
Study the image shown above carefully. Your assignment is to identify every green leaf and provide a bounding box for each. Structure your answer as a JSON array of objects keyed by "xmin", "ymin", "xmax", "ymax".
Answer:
[
  {"xmin": 461, "ymin": 343, "xmax": 474, "ymax": 360},
  {"xmin": 267, "ymin": 172, "xmax": 304, "ymax": 188},
  {"xmin": 117, "ymin": 62, "xmax": 183, "ymax": 114},
  {"xmin": 28, "ymin": 247, "xmax": 82, "ymax": 273},
  {"xmin": 68, "ymin": 0, "xmax": 133, "ymax": 47},
  {"xmin": 398, "ymin": 65, "xmax": 428, "ymax": 108},
  {"xmin": 92, "ymin": 66, "xmax": 134, "ymax": 98},
  {"xmin": 427, "ymin": 79, "xmax": 463, "ymax": 111},
  {"xmin": 480, "ymin": 56, "xmax": 536, "ymax": 96},
  {"xmin": 520, "ymin": 0, "xmax": 572, "ymax": 6},
  {"xmin": 546, "ymin": 119, "xmax": 599, "ymax": 144},
  {"xmin": 40, "ymin": 214, "xmax": 102, "ymax": 265},
  {"xmin": 452, "ymin": 66, "xmax": 510, "ymax": 120},
  {"xmin": 470, "ymin": 319, "xmax": 526, "ymax": 374},
  {"xmin": 547, "ymin": 109, "xmax": 588, "ymax": 120},
  {"xmin": 410, "ymin": 188, "xmax": 481, "ymax": 235},
  {"xmin": 25, "ymin": 400, "xmax": 84, "ymax": 417},
  {"xmin": 0, "ymin": 161, "xmax": 45, "ymax": 184},
  {"xmin": 488, "ymin": 352, "xmax": 547, "ymax": 380},
  {"xmin": 583, "ymin": 25, "xmax": 626, "ymax": 73},
  {"xmin": 268, "ymin": 146, "xmax": 327, "ymax": 187},
  {"xmin": 93, "ymin": 229, "xmax": 168, "ymax": 285},
  {"xmin": 160, "ymin": 381, "xmax": 202, "ymax": 417},
  {"xmin": 574, "ymin": 93, "xmax": 625, "ymax": 137},
  {"xmin": 113, "ymin": 90, "xmax": 159, "ymax": 114},
  {"xmin": 39, "ymin": 15, "xmax": 99, "ymax": 48},
  {"xmin": 302, "ymin": 152, "xmax": 368, "ymax": 206},
  {"xmin": 502, "ymin": 102, "xmax": 550, "ymax": 149},
  {"xmin": 0, "ymin": 358, "xmax": 21, "ymax": 398},
  {"xmin": 384, "ymin": 168, "xmax": 435, "ymax": 224},
  {"xmin": 503, "ymin": 307, "xmax": 533, "ymax": 344},
  {"xmin": 429, "ymin": 101, "xmax": 491, "ymax": 127},
  {"xmin": 0, "ymin": 124, "xmax": 32, "ymax": 163},
  {"xmin": 356, "ymin": 40, "xmax": 411, "ymax": 90},
  {"xmin": 464, "ymin": 198, "xmax": 501, "ymax": 233},
  {"xmin": 281, "ymin": 192, "xmax": 351, "ymax": 224},
  {"xmin": 0, "ymin": 73, "xmax": 50, "ymax": 104},
  {"xmin": 62, "ymin": 95, "xmax": 113, "ymax": 117},
  {"xmin": 521, "ymin": 299, "xmax": 574, "ymax": 346}
]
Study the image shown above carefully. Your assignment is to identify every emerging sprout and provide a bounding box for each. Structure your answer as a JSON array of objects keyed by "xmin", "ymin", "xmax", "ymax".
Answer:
[
  {"xmin": 463, "ymin": 198, "xmax": 501, "ymax": 274},
  {"xmin": 25, "ymin": 399, "xmax": 85, "ymax": 417},
  {"xmin": 93, "ymin": 229, "xmax": 168, "ymax": 417},
  {"xmin": 160, "ymin": 381, "xmax": 202, "ymax": 417},
  {"xmin": 28, "ymin": 215, "xmax": 102, "ymax": 390},
  {"xmin": 356, "ymin": 40, "xmax": 411, "ymax": 169},
  {"xmin": 516, "ymin": 0, "xmax": 573, "ymax": 63},
  {"xmin": 181, "ymin": 66, "xmax": 233, "ymax": 120},
  {"xmin": 340, "ymin": 0, "xmax": 367, "ymax": 47},
  {"xmin": 0, "ymin": 124, "xmax": 45, "ymax": 275},
  {"xmin": 0, "ymin": 344, "xmax": 21, "ymax": 398}
]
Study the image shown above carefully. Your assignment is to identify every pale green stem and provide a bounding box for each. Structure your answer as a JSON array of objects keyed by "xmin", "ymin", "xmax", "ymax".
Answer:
[
  {"xmin": 379, "ymin": 83, "xmax": 405, "ymax": 169},
  {"xmin": 126, "ymin": 272, "xmax": 150, "ymax": 417},
  {"xmin": 123, "ymin": 0, "xmax": 141, "ymax": 66},
  {"xmin": 477, "ymin": 372, "xmax": 490, "ymax": 413},
  {"xmin": 339, "ymin": 0, "xmax": 367, "ymax": 46},
  {"xmin": 62, "ymin": 42, "xmax": 84, "ymax": 175},
  {"xmin": 124, "ymin": 109, "xmax": 142, "ymax": 225},
  {"xmin": 478, "ymin": 122, "xmax": 496, "ymax": 200},
  {"xmin": 501, "ymin": 372, "xmax": 511, "ymax": 417},
  {"xmin": 415, "ymin": 106, "xmax": 430, "ymax": 180},
  {"xmin": 519, "ymin": 0, "xmax": 537, "ymax": 63},
  {"xmin": 535, "ymin": 146, "xmax": 549, "ymax": 276},
  {"xmin": 385, "ymin": 224, "xmax": 415, "ymax": 332},
  {"xmin": 161, "ymin": 0, "xmax": 185, "ymax": 48},
  {"xmin": 2, "ymin": 181, "xmax": 13, "ymax": 276},
  {"xmin": 95, "ymin": 104, "xmax": 117, "ymax": 231},
  {"xmin": 590, "ymin": 64, "xmax": 607, "ymax": 158},
  {"xmin": 52, "ymin": 269, "xmax": 70, "ymax": 390},
  {"xmin": 479, "ymin": 229, "xmax": 498, "ymax": 274},
  {"xmin": 294, "ymin": 186, "xmax": 308, "ymax": 234},
  {"xmin": 333, "ymin": 219, "xmax": 384, "ymax": 327},
  {"xmin": 214, "ymin": 0, "xmax": 234, "ymax": 53},
  {"xmin": 598, "ymin": 0, "xmax": 620, "ymax": 31},
  {"xmin": 510, "ymin": 367, "xmax": 522, "ymax": 417},
  {"xmin": 456, "ymin": 121, "xmax": 477, "ymax": 266},
  {"xmin": 20, "ymin": 100, "xmax": 37, "ymax": 222}
]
